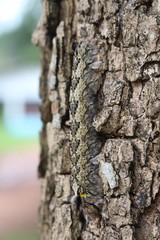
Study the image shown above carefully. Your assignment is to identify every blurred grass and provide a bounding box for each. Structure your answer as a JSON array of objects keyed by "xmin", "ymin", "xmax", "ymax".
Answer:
[
  {"xmin": 5, "ymin": 231, "xmax": 38, "ymax": 240},
  {"xmin": 0, "ymin": 118, "xmax": 38, "ymax": 154}
]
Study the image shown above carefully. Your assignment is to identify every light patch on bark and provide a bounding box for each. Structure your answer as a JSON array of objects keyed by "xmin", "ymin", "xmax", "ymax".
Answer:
[{"xmin": 99, "ymin": 162, "xmax": 119, "ymax": 189}]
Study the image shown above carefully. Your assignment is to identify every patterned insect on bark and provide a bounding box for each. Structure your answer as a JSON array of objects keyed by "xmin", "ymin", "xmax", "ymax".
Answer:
[{"xmin": 70, "ymin": 42, "xmax": 104, "ymax": 209}]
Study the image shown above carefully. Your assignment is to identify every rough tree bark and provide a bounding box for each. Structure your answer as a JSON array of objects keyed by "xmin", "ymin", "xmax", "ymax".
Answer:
[{"xmin": 32, "ymin": 0, "xmax": 160, "ymax": 239}]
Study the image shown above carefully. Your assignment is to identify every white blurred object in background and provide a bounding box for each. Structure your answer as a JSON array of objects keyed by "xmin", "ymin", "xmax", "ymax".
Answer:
[{"xmin": 0, "ymin": 66, "xmax": 41, "ymax": 138}]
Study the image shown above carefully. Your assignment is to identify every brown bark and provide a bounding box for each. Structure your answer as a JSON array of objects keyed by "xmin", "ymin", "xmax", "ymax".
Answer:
[{"xmin": 32, "ymin": 0, "xmax": 160, "ymax": 239}]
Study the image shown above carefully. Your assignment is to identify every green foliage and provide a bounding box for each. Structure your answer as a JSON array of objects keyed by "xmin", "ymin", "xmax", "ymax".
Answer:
[{"xmin": 0, "ymin": 0, "xmax": 41, "ymax": 70}]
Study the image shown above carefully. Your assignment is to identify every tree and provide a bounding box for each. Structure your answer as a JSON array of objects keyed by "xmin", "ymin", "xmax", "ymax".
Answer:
[
  {"xmin": 0, "ymin": 0, "xmax": 40, "ymax": 70},
  {"xmin": 32, "ymin": 0, "xmax": 160, "ymax": 239}
]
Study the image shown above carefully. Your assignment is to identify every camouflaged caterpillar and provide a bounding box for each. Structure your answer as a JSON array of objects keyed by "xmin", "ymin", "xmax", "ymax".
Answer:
[{"xmin": 70, "ymin": 42, "xmax": 104, "ymax": 207}]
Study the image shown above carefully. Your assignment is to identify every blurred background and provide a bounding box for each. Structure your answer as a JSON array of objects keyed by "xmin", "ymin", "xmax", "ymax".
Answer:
[{"xmin": 0, "ymin": 0, "xmax": 41, "ymax": 239}]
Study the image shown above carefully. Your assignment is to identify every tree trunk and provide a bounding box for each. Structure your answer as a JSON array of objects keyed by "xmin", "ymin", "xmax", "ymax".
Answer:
[{"xmin": 32, "ymin": 0, "xmax": 160, "ymax": 239}]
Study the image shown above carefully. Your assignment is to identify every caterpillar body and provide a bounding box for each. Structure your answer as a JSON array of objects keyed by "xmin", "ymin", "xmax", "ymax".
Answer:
[{"xmin": 70, "ymin": 42, "xmax": 104, "ymax": 206}]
